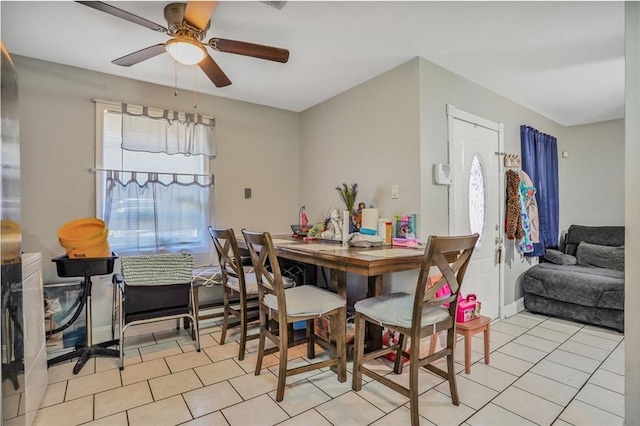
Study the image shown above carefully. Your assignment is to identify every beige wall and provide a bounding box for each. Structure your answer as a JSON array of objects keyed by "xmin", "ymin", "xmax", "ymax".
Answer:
[
  {"xmin": 299, "ymin": 56, "xmax": 625, "ymax": 307},
  {"xmin": 625, "ymin": 2, "xmax": 639, "ymax": 423},
  {"xmin": 299, "ymin": 58, "xmax": 422, "ymax": 300},
  {"xmin": 417, "ymin": 57, "xmax": 565, "ymax": 305},
  {"xmin": 15, "ymin": 55, "xmax": 300, "ymax": 328},
  {"xmin": 15, "ymin": 51, "xmax": 629, "ymax": 349},
  {"xmin": 558, "ymin": 119, "xmax": 625, "ymax": 230},
  {"xmin": 416, "ymin": 59, "xmax": 624, "ymax": 305},
  {"xmin": 299, "ymin": 58, "xmax": 421, "ymax": 223}
]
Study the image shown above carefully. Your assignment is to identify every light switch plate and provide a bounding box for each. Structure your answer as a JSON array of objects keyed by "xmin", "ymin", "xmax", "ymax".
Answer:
[
  {"xmin": 244, "ymin": 188, "xmax": 252, "ymax": 199},
  {"xmin": 391, "ymin": 185, "xmax": 399, "ymax": 199}
]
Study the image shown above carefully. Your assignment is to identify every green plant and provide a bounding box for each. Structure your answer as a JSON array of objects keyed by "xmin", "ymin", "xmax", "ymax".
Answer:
[{"xmin": 335, "ymin": 183, "xmax": 358, "ymax": 213}]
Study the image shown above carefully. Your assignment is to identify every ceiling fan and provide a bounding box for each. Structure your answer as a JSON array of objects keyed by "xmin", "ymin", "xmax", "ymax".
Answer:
[{"xmin": 77, "ymin": 1, "xmax": 290, "ymax": 88}]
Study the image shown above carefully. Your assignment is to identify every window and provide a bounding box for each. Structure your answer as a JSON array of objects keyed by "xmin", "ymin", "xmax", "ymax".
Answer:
[
  {"xmin": 468, "ymin": 154, "xmax": 486, "ymax": 244},
  {"xmin": 95, "ymin": 102, "xmax": 214, "ymax": 266}
]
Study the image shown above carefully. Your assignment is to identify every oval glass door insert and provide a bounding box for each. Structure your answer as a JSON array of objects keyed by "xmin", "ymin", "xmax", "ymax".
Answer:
[{"xmin": 468, "ymin": 154, "xmax": 486, "ymax": 244}]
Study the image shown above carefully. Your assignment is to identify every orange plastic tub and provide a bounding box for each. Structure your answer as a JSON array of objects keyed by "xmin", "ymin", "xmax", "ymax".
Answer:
[{"xmin": 57, "ymin": 218, "xmax": 110, "ymax": 258}]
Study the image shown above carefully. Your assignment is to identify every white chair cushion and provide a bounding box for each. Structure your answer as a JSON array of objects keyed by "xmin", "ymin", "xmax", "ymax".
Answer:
[
  {"xmin": 354, "ymin": 292, "xmax": 450, "ymax": 329},
  {"xmin": 264, "ymin": 285, "xmax": 345, "ymax": 317},
  {"xmin": 227, "ymin": 268, "xmax": 294, "ymax": 294}
]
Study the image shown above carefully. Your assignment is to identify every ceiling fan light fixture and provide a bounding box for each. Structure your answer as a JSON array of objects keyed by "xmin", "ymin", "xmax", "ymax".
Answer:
[{"xmin": 165, "ymin": 38, "xmax": 206, "ymax": 65}]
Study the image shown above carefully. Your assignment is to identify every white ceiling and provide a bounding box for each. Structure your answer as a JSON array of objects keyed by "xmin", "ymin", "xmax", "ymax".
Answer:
[{"xmin": 1, "ymin": 1, "xmax": 625, "ymax": 126}]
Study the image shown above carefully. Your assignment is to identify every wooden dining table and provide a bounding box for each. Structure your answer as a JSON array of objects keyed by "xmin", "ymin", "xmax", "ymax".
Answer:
[{"xmin": 237, "ymin": 235, "xmax": 427, "ymax": 351}]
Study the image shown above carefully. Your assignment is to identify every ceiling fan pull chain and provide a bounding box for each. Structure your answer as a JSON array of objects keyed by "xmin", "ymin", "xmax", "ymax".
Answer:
[
  {"xmin": 174, "ymin": 59, "xmax": 179, "ymax": 97},
  {"xmin": 193, "ymin": 66, "xmax": 198, "ymax": 109}
]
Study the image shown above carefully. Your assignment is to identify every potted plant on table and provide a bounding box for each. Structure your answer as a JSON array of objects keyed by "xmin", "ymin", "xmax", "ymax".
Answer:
[{"xmin": 335, "ymin": 183, "xmax": 358, "ymax": 233}]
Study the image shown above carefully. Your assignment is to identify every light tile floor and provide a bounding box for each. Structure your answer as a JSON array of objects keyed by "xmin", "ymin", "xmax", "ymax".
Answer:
[{"xmin": 8, "ymin": 311, "xmax": 624, "ymax": 426}]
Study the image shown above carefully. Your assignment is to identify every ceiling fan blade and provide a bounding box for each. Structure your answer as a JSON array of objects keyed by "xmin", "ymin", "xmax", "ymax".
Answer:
[
  {"xmin": 76, "ymin": 1, "xmax": 167, "ymax": 33},
  {"xmin": 198, "ymin": 54, "xmax": 231, "ymax": 88},
  {"xmin": 112, "ymin": 44, "xmax": 167, "ymax": 67},
  {"xmin": 208, "ymin": 38, "xmax": 289, "ymax": 63},
  {"xmin": 184, "ymin": 1, "xmax": 218, "ymax": 32}
]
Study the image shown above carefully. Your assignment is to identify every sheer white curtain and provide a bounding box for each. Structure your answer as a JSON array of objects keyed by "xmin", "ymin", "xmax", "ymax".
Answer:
[
  {"xmin": 103, "ymin": 171, "xmax": 214, "ymax": 258},
  {"xmin": 95, "ymin": 100, "xmax": 216, "ymax": 266},
  {"xmin": 121, "ymin": 103, "xmax": 216, "ymax": 157}
]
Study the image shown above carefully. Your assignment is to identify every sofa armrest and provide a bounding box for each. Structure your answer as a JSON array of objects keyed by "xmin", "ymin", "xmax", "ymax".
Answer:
[
  {"xmin": 543, "ymin": 249, "xmax": 577, "ymax": 265},
  {"xmin": 559, "ymin": 230, "xmax": 568, "ymax": 253}
]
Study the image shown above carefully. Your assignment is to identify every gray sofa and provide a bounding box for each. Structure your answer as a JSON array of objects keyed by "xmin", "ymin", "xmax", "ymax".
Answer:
[{"xmin": 523, "ymin": 225, "xmax": 625, "ymax": 332}]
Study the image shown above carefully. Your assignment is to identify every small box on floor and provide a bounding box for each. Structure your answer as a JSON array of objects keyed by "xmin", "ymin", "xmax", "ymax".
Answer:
[{"xmin": 313, "ymin": 315, "xmax": 355, "ymax": 343}]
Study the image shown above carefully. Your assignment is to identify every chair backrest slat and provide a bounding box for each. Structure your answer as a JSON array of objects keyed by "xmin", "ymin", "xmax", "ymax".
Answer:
[
  {"xmin": 241, "ymin": 230, "xmax": 288, "ymax": 314},
  {"xmin": 209, "ymin": 227, "xmax": 250, "ymax": 297},
  {"xmin": 415, "ymin": 234, "xmax": 479, "ymax": 326}
]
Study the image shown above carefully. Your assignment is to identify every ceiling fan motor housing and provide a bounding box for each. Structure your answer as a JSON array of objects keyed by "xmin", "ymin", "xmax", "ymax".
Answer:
[
  {"xmin": 76, "ymin": 0, "xmax": 289, "ymax": 88},
  {"xmin": 164, "ymin": 3, "xmax": 209, "ymax": 38}
]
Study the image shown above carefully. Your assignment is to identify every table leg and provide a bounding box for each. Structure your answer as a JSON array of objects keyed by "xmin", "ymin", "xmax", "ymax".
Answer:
[
  {"xmin": 328, "ymin": 270, "xmax": 346, "ymax": 372},
  {"xmin": 328, "ymin": 269, "xmax": 346, "ymax": 346},
  {"xmin": 366, "ymin": 276, "xmax": 383, "ymax": 351},
  {"xmin": 329, "ymin": 269, "xmax": 347, "ymax": 299}
]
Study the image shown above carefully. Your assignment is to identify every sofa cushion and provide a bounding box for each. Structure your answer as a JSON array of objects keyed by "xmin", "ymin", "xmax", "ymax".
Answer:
[
  {"xmin": 564, "ymin": 225, "xmax": 625, "ymax": 256},
  {"xmin": 523, "ymin": 263, "xmax": 624, "ymax": 310},
  {"xmin": 576, "ymin": 242, "xmax": 625, "ymax": 271},
  {"xmin": 543, "ymin": 249, "xmax": 577, "ymax": 265}
]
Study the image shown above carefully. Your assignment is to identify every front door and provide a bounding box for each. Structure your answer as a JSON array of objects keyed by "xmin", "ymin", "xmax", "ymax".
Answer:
[{"xmin": 448, "ymin": 105, "xmax": 503, "ymax": 320}]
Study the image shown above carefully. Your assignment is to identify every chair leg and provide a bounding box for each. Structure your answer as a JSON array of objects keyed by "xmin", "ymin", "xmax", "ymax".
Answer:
[
  {"xmin": 483, "ymin": 326, "xmax": 490, "ymax": 365},
  {"xmin": 238, "ymin": 295, "xmax": 248, "ymax": 361},
  {"xmin": 254, "ymin": 309, "xmax": 267, "ymax": 376},
  {"xmin": 336, "ymin": 307, "xmax": 347, "ymax": 383},
  {"xmin": 351, "ymin": 312, "xmax": 366, "ymax": 391},
  {"xmin": 409, "ymin": 349, "xmax": 420, "ymax": 426},
  {"xmin": 307, "ymin": 319, "xmax": 316, "ymax": 359},
  {"xmin": 447, "ymin": 327, "xmax": 460, "ymax": 405},
  {"xmin": 275, "ymin": 320, "xmax": 289, "ymax": 402},
  {"xmin": 394, "ymin": 332, "xmax": 406, "ymax": 374},
  {"xmin": 191, "ymin": 286, "xmax": 200, "ymax": 341},
  {"xmin": 220, "ymin": 290, "xmax": 230, "ymax": 345},
  {"xmin": 464, "ymin": 331, "xmax": 472, "ymax": 374}
]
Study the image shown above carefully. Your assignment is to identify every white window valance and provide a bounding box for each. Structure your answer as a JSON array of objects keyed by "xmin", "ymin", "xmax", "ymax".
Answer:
[{"xmin": 121, "ymin": 103, "xmax": 216, "ymax": 157}]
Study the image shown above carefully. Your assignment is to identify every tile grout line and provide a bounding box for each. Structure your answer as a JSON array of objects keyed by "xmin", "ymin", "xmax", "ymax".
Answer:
[
  {"xmin": 35, "ymin": 313, "xmax": 624, "ymax": 426},
  {"xmin": 456, "ymin": 314, "xmax": 582, "ymax": 425},
  {"xmin": 544, "ymin": 322, "xmax": 624, "ymax": 424}
]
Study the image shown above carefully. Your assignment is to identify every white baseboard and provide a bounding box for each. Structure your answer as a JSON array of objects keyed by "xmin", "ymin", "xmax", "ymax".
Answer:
[
  {"xmin": 93, "ymin": 326, "xmax": 114, "ymax": 344},
  {"xmin": 503, "ymin": 297, "xmax": 525, "ymax": 318}
]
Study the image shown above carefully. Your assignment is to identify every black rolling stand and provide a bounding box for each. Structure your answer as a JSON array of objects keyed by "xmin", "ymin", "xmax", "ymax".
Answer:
[{"xmin": 47, "ymin": 253, "xmax": 119, "ymax": 374}]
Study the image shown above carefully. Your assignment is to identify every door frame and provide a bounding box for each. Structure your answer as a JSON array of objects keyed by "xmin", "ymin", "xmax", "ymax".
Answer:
[{"xmin": 446, "ymin": 104, "xmax": 506, "ymax": 319}]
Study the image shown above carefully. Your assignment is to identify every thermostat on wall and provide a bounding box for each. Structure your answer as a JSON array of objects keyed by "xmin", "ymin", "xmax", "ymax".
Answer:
[{"xmin": 435, "ymin": 163, "xmax": 453, "ymax": 185}]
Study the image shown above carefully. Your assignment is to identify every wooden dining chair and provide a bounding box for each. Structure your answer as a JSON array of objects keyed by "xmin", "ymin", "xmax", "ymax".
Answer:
[
  {"xmin": 242, "ymin": 229, "xmax": 347, "ymax": 402},
  {"xmin": 351, "ymin": 234, "xmax": 479, "ymax": 426},
  {"xmin": 209, "ymin": 227, "xmax": 295, "ymax": 360},
  {"xmin": 208, "ymin": 227, "xmax": 258, "ymax": 360}
]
